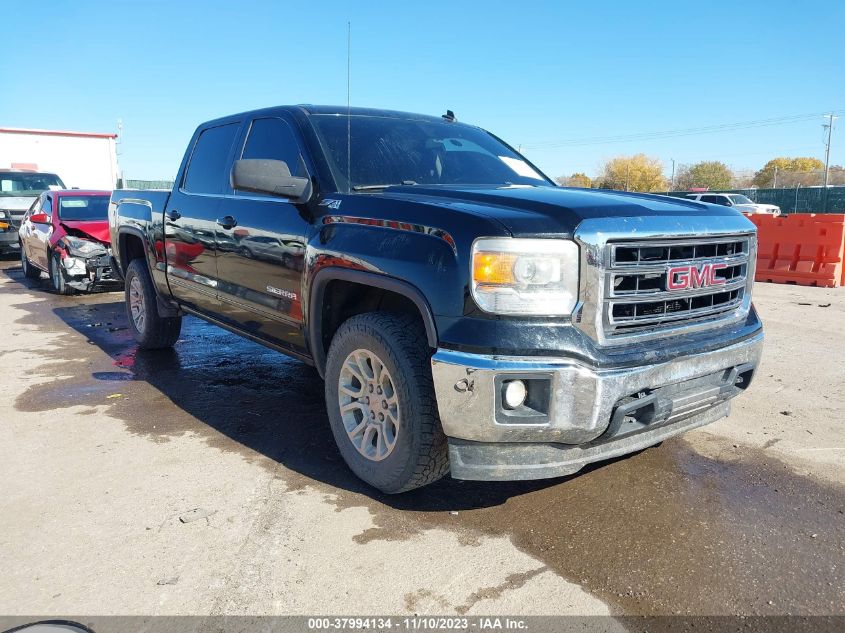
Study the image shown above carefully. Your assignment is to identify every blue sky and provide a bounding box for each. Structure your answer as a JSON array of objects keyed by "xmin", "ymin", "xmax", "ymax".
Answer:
[{"xmin": 2, "ymin": 0, "xmax": 843, "ymax": 181}]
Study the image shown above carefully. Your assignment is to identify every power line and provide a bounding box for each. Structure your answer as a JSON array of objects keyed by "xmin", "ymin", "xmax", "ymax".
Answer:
[{"xmin": 521, "ymin": 109, "xmax": 845, "ymax": 150}]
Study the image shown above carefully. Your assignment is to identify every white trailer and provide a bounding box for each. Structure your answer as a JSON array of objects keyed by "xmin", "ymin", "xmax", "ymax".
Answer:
[{"xmin": 0, "ymin": 127, "xmax": 119, "ymax": 191}]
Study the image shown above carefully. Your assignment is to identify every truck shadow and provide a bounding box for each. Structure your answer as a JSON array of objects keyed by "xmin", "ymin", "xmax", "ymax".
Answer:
[{"xmin": 47, "ymin": 297, "xmax": 585, "ymax": 511}]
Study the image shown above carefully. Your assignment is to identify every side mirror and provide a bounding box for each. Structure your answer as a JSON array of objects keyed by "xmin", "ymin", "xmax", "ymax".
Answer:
[
  {"xmin": 231, "ymin": 159, "xmax": 312, "ymax": 203},
  {"xmin": 30, "ymin": 213, "xmax": 49, "ymax": 224}
]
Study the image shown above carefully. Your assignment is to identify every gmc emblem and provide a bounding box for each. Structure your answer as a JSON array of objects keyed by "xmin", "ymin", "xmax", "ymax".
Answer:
[{"xmin": 667, "ymin": 263, "xmax": 727, "ymax": 291}]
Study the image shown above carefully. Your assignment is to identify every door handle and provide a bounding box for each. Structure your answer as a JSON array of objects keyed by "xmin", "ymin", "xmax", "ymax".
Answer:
[
  {"xmin": 166, "ymin": 209, "xmax": 181, "ymax": 221},
  {"xmin": 216, "ymin": 216, "xmax": 238, "ymax": 230}
]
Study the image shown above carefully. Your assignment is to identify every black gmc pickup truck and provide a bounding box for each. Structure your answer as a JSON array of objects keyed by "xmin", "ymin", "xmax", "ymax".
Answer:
[{"xmin": 109, "ymin": 105, "xmax": 763, "ymax": 493}]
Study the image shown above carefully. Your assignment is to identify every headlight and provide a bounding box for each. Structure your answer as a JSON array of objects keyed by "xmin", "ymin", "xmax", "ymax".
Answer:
[
  {"xmin": 471, "ymin": 238, "xmax": 579, "ymax": 315},
  {"xmin": 0, "ymin": 210, "xmax": 6, "ymax": 219},
  {"xmin": 64, "ymin": 235, "xmax": 107, "ymax": 256}
]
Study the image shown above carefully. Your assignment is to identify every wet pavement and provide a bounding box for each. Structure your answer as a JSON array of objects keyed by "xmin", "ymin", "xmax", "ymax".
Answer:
[{"xmin": 1, "ymin": 256, "xmax": 844, "ymax": 617}]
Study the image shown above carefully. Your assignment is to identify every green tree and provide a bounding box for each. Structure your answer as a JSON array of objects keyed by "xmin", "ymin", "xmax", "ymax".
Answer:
[
  {"xmin": 753, "ymin": 157, "xmax": 825, "ymax": 188},
  {"xmin": 556, "ymin": 172, "xmax": 593, "ymax": 188},
  {"xmin": 675, "ymin": 161, "xmax": 733, "ymax": 191},
  {"xmin": 598, "ymin": 154, "xmax": 667, "ymax": 192}
]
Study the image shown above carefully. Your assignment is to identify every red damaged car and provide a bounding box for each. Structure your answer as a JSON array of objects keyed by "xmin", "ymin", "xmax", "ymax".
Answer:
[{"xmin": 19, "ymin": 190, "xmax": 121, "ymax": 294}]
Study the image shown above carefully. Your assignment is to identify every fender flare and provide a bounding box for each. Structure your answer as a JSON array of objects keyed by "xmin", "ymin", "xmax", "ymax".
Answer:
[
  {"xmin": 116, "ymin": 226, "xmax": 149, "ymax": 273},
  {"xmin": 308, "ymin": 268, "xmax": 439, "ymax": 376}
]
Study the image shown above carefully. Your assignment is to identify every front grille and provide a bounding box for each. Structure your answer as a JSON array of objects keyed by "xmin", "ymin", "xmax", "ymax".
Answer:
[{"xmin": 603, "ymin": 236, "xmax": 751, "ymax": 337}]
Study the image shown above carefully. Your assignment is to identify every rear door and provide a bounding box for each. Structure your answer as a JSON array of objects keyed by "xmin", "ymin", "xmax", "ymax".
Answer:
[
  {"xmin": 213, "ymin": 115, "xmax": 311, "ymax": 354},
  {"xmin": 164, "ymin": 122, "xmax": 240, "ymax": 313},
  {"xmin": 29, "ymin": 194, "xmax": 53, "ymax": 269}
]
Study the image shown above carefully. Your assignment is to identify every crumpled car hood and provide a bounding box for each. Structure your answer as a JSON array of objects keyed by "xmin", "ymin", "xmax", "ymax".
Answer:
[{"xmin": 60, "ymin": 220, "xmax": 110, "ymax": 245}]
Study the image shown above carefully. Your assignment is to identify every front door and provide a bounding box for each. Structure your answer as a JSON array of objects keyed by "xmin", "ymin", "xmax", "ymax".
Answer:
[
  {"xmin": 213, "ymin": 116, "xmax": 310, "ymax": 355},
  {"xmin": 164, "ymin": 121, "xmax": 240, "ymax": 313}
]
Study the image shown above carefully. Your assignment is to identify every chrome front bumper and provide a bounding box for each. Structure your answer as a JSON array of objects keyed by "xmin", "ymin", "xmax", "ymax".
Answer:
[{"xmin": 431, "ymin": 330, "xmax": 763, "ymax": 481}]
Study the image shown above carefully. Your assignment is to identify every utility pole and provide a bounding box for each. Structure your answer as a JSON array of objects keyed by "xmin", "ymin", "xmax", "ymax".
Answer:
[
  {"xmin": 823, "ymin": 113, "xmax": 837, "ymax": 188},
  {"xmin": 670, "ymin": 159, "xmax": 675, "ymax": 192},
  {"xmin": 625, "ymin": 163, "xmax": 630, "ymax": 191},
  {"xmin": 773, "ymin": 166, "xmax": 777, "ymax": 189},
  {"xmin": 823, "ymin": 113, "xmax": 837, "ymax": 212}
]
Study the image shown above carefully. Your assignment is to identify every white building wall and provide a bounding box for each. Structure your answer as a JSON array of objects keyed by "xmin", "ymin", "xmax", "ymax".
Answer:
[{"xmin": 0, "ymin": 130, "xmax": 119, "ymax": 190}]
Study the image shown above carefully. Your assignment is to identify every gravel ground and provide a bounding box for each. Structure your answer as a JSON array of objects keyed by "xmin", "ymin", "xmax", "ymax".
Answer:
[{"xmin": 0, "ymin": 257, "xmax": 842, "ymax": 619}]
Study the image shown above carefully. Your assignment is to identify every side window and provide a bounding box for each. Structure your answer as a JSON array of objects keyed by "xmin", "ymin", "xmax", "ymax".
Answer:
[
  {"xmin": 183, "ymin": 123, "xmax": 240, "ymax": 195},
  {"xmin": 42, "ymin": 196, "xmax": 53, "ymax": 219},
  {"xmin": 700, "ymin": 195, "xmax": 718, "ymax": 204},
  {"xmin": 240, "ymin": 117, "xmax": 306, "ymax": 178}
]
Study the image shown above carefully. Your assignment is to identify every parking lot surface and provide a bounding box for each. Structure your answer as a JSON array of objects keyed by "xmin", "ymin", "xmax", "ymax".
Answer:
[{"xmin": 0, "ymin": 257, "xmax": 843, "ymax": 617}]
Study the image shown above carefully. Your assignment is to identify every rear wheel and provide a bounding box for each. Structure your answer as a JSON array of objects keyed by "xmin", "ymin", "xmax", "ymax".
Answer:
[
  {"xmin": 49, "ymin": 251, "xmax": 74, "ymax": 295},
  {"xmin": 125, "ymin": 258, "xmax": 182, "ymax": 349},
  {"xmin": 324, "ymin": 312, "xmax": 449, "ymax": 493},
  {"xmin": 21, "ymin": 246, "xmax": 41, "ymax": 280}
]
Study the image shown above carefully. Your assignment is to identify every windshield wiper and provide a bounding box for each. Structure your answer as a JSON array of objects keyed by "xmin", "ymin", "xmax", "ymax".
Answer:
[{"xmin": 352, "ymin": 181, "xmax": 417, "ymax": 191}]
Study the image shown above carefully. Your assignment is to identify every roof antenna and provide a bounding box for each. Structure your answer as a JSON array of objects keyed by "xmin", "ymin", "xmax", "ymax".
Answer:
[
  {"xmin": 346, "ymin": 21, "xmax": 352, "ymax": 193},
  {"xmin": 442, "ymin": 110, "xmax": 456, "ymax": 122}
]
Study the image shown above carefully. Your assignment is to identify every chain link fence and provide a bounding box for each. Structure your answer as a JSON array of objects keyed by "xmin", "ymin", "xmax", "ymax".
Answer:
[
  {"xmin": 119, "ymin": 178, "xmax": 175, "ymax": 190},
  {"xmin": 665, "ymin": 186, "xmax": 845, "ymax": 214}
]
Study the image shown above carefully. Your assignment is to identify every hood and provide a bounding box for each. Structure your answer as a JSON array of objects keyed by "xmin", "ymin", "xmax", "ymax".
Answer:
[
  {"xmin": 377, "ymin": 185, "xmax": 741, "ymax": 236},
  {"xmin": 0, "ymin": 196, "xmax": 37, "ymax": 213},
  {"xmin": 60, "ymin": 220, "xmax": 110, "ymax": 244},
  {"xmin": 736, "ymin": 203, "xmax": 777, "ymax": 211}
]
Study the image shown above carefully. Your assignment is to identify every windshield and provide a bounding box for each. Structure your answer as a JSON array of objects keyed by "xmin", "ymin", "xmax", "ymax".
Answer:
[
  {"xmin": 728, "ymin": 194, "xmax": 753, "ymax": 205},
  {"xmin": 310, "ymin": 114, "xmax": 552, "ymax": 190},
  {"xmin": 58, "ymin": 196, "xmax": 109, "ymax": 221},
  {"xmin": 0, "ymin": 172, "xmax": 65, "ymax": 197}
]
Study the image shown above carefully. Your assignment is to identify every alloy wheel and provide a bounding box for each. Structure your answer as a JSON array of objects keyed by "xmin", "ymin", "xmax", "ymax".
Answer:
[
  {"xmin": 128, "ymin": 275, "xmax": 146, "ymax": 334},
  {"xmin": 337, "ymin": 348, "xmax": 400, "ymax": 461},
  {"xmin": 51, "ymin": 256, "xmax": 61, "ymax": 289}
]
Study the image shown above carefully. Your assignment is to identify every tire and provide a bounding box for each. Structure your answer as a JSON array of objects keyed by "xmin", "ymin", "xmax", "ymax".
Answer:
[
  {"xmin": 125, "ymin": 258, "xmax": 182, "ymax": 349},
  {"xmin": 324, "ymin": 312, "xmax": 449, "ymax": 493},
  {"xmin": 49, "ymin": 251, "xmax": 74, "ymax": 295},
  {"xmin": 21, "ymin": 246, "xmax": 41, "ymax": 279}
]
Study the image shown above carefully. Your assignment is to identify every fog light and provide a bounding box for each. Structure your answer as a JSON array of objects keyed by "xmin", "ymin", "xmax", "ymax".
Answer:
[{"xmin": 503, "ymin": 380, "xmax": 527, "ymax": 409}]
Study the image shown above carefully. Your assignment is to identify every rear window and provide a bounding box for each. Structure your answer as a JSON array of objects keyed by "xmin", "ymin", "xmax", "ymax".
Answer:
[
  {"xmin": 58, "ymin": 196, "xmax": 109, "ymax": 221},
  {"xmin": 183, "ymin": 123, "xmax": 240, "ymax": 194}
]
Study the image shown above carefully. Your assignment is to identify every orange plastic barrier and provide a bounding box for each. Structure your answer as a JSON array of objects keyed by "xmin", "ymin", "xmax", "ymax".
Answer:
[{"xmin": 745, "ymin": 213, "xmax": 845, "ymax": 287}]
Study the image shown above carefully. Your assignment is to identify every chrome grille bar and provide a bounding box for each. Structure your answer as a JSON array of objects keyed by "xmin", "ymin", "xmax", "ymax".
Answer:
[{"xmin": 602, "ymin": 236, "xmax": 752, "ymax": 337}]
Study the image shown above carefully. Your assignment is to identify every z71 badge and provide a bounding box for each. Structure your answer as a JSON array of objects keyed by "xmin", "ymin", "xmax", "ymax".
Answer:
[{"xmin": 319, "ymin": 199, "xmax": 342, "ymax": 209}]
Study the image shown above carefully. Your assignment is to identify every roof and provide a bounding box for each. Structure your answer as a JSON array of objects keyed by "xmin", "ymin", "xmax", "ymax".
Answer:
[
  {"xmin": 0, "ymin": 168, "xmax": 60, "ymax": 176},
  {"xmin": 297, "ymin": 105, "xmax": 446, "ymax": 122},
  {"xmin": 51, "ymin": 190, "xmax": 111, "ymax": 196},
  {"xmin": 0, "ymin": 127, "xmax": 117, "ymax": 139},
  {"xmin": 202, "ymin": 105, "xmax": 455, "ymax": 128}
]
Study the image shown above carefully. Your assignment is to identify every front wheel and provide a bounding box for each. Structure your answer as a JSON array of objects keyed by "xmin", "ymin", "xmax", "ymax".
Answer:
[
  {"xmin": 49, "ymin": 251, "xmax": 74, "ymax": 295},
  {"xmin": 125, "ymin": 258, "xmax": 182, "ymax": 349},
  {"xmin": 324, "ymin": 312, "xmax": 449, "ymax": 493}
]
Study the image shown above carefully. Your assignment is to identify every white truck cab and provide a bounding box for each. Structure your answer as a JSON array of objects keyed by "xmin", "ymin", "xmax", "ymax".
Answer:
[{"xmin": 685, "ymin": 193, "xmax": 781, "ymax": 216}]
